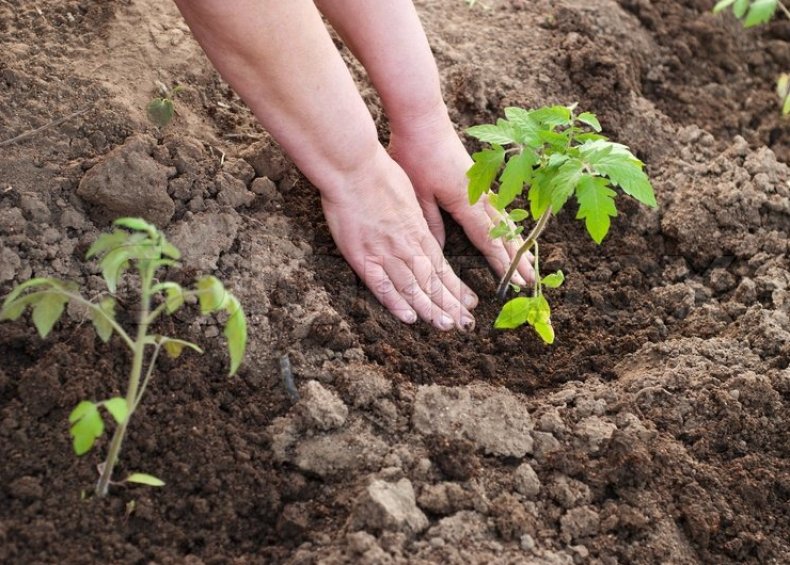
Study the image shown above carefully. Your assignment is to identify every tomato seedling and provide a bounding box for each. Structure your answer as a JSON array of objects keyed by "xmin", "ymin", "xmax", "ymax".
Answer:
[
  {"xmin": 466, "ymin": 104, "xmax": 656, "ymax": 342},
  {"xmin": 0, "ymin": 218, "xmax": 247, "ymax": 497}
]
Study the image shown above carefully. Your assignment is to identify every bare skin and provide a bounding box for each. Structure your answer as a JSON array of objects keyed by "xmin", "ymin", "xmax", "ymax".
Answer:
[{"xmin": 172, "ymin": 0, "xmax": 533, "ymax": 331}]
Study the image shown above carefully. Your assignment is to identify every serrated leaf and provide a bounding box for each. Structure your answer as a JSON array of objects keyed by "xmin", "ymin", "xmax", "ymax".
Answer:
[
  {"xmin": 91, "ymin": 297, "xmax": 115, "ymax": 343},
  {"xmin": 508, "ymin": 209, "xmax": 530, "ymax": 222},
  {"xmin": 224, "ymin": 296, "xmax": 247, "ymax": 375},
  {"xmin": 538, "ymin": 129, "xmax": 569, "ymax": 148},
  {"xmin": 743, "ymin": 0, "xmax": 778, "ymax": 27},
  {"xmin": 466, "ymin": 123, "xmax": 516, "ymax": 145},
  {"xmin": 2, "ymin": 278, "xmax": 57, "ymax": 309},
  {"xmin": 528, "ymin": 168, "xmax": 554, "ymax": 220},
  {"xmin": 529, "ymin": 105, "xmax": 573, "ymax": 128},
  {"xmin": 147, "ymin": 97, "xmax": 175, "ymax": 127},
  {"xmin": 114, "ymin": 217, "xmax": 157, "ymax": 236},
  {"xmin": 580, "ymin": 140, "xmax": 657, "ymax": 207},
  {"xmin": 103, "ymin": 397, "xmax": 128, "ymax": 425},
  {"xmin": 32, "ymin": 291, "xmax": 68, "ymax": 338},
  {"xmin": 496, "ymin": 150, "xmax": 536, "ymax": 209},
  {"xmin": 1, "ymin": 292, "xmax": 47, "ymax": 322},
  {"xmin": 86, "ymin": 230, "xmax": 129, "ymax": 260},
  {"xmin": 548, "ymin": 159, "xmax": 585, "ymax": 213},
  {"xmin": 541, "ymin": 271, "xmax": 565, "ymax": 288},
  {"xmin": 69, "ymin": 401, "xmax": 104, "ymax": 456},
  {"xmin": 576, "ymin": 112, "xmax": 602, "ymax": 132},
  {"xmin": 99, "ymin": 247, "xmax": 131, "ymax": 294},
  {"xmin": 575, "ymin": 176, "xmax": 618, "ymax": 244},
  {"xmin": 126, "ymin": 473, "xmax": 165, "ymax": 487},
  {"xmin": 467, "ymin": 145, "xmax": 505, "ymax": 204},
  {"xmin": 504, "ymin": 107, "xmax": 542, "ymax": 146}
]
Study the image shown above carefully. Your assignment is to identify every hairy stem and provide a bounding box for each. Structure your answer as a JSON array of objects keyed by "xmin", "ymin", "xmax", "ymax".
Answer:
[
  {"xmin": 780, "ymin": 1, "xmax": 790, "ymax": 21},
  {"xmin": 132, "ymin": 343, "xmax": 162, "ymax": 414},
  {"xmin": 496, "ymin": 209, "xmax": 552, "ymax": 301},
  {"xmin": 95, "ymin": 269, "xmax": 153, "ymax": 497}
]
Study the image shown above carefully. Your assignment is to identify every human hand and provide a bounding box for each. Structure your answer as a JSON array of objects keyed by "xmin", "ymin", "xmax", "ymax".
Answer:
[
  {"xmin": 389, "ymin": 113, "xmax": 535, "ymax": 287},
  {"xmin": 321, "ymin": 145, "xmax": 479, "ymax": 330}
]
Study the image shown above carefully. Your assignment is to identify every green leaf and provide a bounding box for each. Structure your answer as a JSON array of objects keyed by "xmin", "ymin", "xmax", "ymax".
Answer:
[
  {"xmin": 495, "ymin": 297, "xmax": 534, "ymax": 330},
  {"xmin": 196, "ymin": 276, "xmax": 229, "ymax": 314},
  {"xmin": 580, "ymin": 140, "xmax": 657, "ymax": 207},
  {"xmin": 508, "ymin": 209, "xmax": 530, "ymax": 222},
  {"xmin": 533, "ymin": 321, "xmax": 555, "ymax": 344},
  {"xmin": 504, "ymin": 107, "xmax": 541, "ymax": 146},
  {"xmin": 32, "ymin": 291, "xmax": 68, "ymax": 338},
  {"xmin": 496, "ymin": 150, "xmax": 536, "ymax": 209},
  {"xmin": 541, "ymin": 270, "xmax": 565, "ymax": 288},
  {"xmin": 91, "ymin": 297, "xmax": 116, "ymax": 343},
  {"xmin": 86, "ymin": 230, "xmax": 129, "ymax": 259},
  {"xmin": 147, "ymin": 97, "xmax": 175, "ymax": 128},
  {"xmin": 529, "ymin": 105, "xmax": 573, "ymax": 128},
  {"xmin": 99, "ymin": 247, "xmax": 131, "ymax": 294},
  {"xmin": 466, "ymin": 123, "xmax": 516, "ymax": 145},
  {"xmin": 713, "ymin": 0, "xmax": 737, "ymax": 13},
  {"xmin": 103, "ymin": 397, "xmax": 128, "ymax": 425},
  {"xmin": 548, "ymin": 158, "xmax": 585, "ymax": 213},
  {"xmin": 783, "ymin": 93, "xmax": 790, "ymax": 115},
  {"xmin": 2, "ymin": 278, "xmax": 57, "ymax": 309},
  {"xmin": 576, "ymin": 112, "xmax": 602, "ymax": 132},
  {"xmin": 734, "ymin": 0, "xmax": 750, "ymax": 17},
  {"xmin": 743, "ymin": 0, "xmax": 778, "ymax": 26},
  {"xmin": 1, "ymin": 292, "xmax": 47, "ymax": 322},
  {"xmin": 114, "ymin": 217, "xmax": 157, "ymax": 236},
  {"xmin": 161, "ymin": 337, "xmax": 203, "ymax": 359},
  {"xmin": 467, "ymin": 145, "xmax": 505, "ymax": 204},
  {"xmin": 575, "ymin": 176, "xmax": 618, "ymax": 244},
  {"xmin": 777, "ymin": 73, "xmax": 790, "ymax": 98},
  {"xmin": 69, "ymin": 401, "xmax": 104, "ymax": 456},
  {"xmin": 224, "ymin": 296, "xmax": 247, "ymax": 376},
  {"xmin": 126, "ymin": 473, "xmax": 165, "ymax": 487},
  {"xmin": 161, "ymin": 239, "xmax": 182, "ymax": 260},
  {"xmin": 528, "ymin": 168, "xmax": 554, "ymax": 220},
  {"xmin": 156, "ymin": 282, "xmax": 185, "ymax": 314},
  {"xmin": 489, "ymin": 221, "xmax": 511, "ymax": 239},
  {"xmin": 538, "ymin": 129, "xmax": 569, "ymax": 148}
]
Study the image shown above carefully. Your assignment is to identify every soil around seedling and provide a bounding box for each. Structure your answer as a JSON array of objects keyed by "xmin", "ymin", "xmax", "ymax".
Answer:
[{"xmin": 1, "ymin": 0, "xmax": 789, "ymax": 563}]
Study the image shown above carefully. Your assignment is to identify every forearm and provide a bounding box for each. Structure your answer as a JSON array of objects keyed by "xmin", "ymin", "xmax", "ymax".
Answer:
[
  {"xmin": 314, "ymin": 0, "xmax": 448, "ymax": 133},
  {"xmin": 172, "ymin": 0, "xmax": 381, "ymax": 196}
]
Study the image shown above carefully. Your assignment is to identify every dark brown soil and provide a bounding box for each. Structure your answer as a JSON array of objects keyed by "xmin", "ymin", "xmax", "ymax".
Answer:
[{"xmin": 1, "ymin": 0, "xmax": 789, "ymax": 563}]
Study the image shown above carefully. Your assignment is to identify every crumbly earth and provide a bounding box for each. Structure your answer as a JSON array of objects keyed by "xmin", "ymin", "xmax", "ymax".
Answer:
[{"xmin": 1, "ymin": 0, "xmax": 789, "ymax": 563}]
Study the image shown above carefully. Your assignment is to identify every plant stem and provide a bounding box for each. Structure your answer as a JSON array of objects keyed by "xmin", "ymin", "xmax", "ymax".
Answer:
[
  {"xmin": 533, "ymin": 240, "xmax": 541, "ymax": 297},
  {"xmin": 779, "ymin": 1, "xmax": 790, "ymax": 21},
  {"xmin": 496, "ymin": 209, "xmax": 552, "ymax": 301},
  {"xmin": 132, "ymin": 343, "xmax": 162, "ymax": 413},
  {"xmin": 95, "ymin": 272, "xmax": 152, "ymax": 497}
]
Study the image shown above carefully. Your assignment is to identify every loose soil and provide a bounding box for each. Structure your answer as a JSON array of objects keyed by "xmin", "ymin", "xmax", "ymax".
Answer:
[{"xmin": 1, "ymin": 0, "xmax": 789, "ymax": 563}]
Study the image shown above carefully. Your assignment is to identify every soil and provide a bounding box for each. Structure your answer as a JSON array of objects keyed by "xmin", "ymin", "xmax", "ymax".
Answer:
[{"xmin": 1, "ymin": 0, "xmax": 789, "ymax": 563}]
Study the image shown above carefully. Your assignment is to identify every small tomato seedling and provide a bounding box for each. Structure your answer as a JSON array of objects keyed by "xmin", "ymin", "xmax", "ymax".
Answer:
[
  {"xmin": 0, "ymin": 217, "xmax": 247, "ymax": 497},
  {"xmin": 147, "ymin": 82, "xmax": 184, "ymax": 128},
  {"xmin": 466, "ymin": 104, "xmax": 656, "ymax": 342}
]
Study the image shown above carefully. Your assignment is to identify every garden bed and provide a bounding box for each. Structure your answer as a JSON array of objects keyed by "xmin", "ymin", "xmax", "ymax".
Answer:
[{"xmin": 1, "ymin": 0, "xmax": 788, "ymax": 563}]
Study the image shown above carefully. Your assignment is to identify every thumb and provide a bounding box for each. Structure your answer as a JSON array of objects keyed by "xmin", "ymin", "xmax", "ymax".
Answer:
[{"xmin": 417, "ymin": 195, "xmax": 446, "ymax": 248}]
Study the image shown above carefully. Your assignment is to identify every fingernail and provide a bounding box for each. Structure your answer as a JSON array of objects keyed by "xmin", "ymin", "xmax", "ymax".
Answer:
[
  {"xmin": 513, "ymin": 273, "xmax": 527, "ymax": 286},
  {"xmin": 463, "ymin": 294, "xmax": 478, "ymax": 309},
  {"xmin": 460, "ymin": 315, "xmax": 475, "ymax": 332},
  {"xmin": 437, "ymin": 314, "xmax": 454, "ymax": 331},
  {"xmin": 402, "ymin": 310, "xmax": 417, "ymax": 324}
]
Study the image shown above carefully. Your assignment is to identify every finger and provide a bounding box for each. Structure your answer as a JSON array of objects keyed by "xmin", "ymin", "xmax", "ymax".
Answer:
[
  {"xmin": 361, "ymin": 257, "xmax": 418, "ymax": 324},
  {"xmin": 421, "ymin": 235, "xmax": 479, "ymax": 314},
  {"xmin": 411, "ymin": 252, "xmax": 475, "ymax": 330},
  {"xmin": 452, "ymin": 200, "xmax": 529, "ymax": 286},
  {"xmin": 384, "ymin": 256, "xmax": 459, "ymax": 331},
  {"xmin": 417, "ymin": 195, "xmax": 446, "ymax": 248}
]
